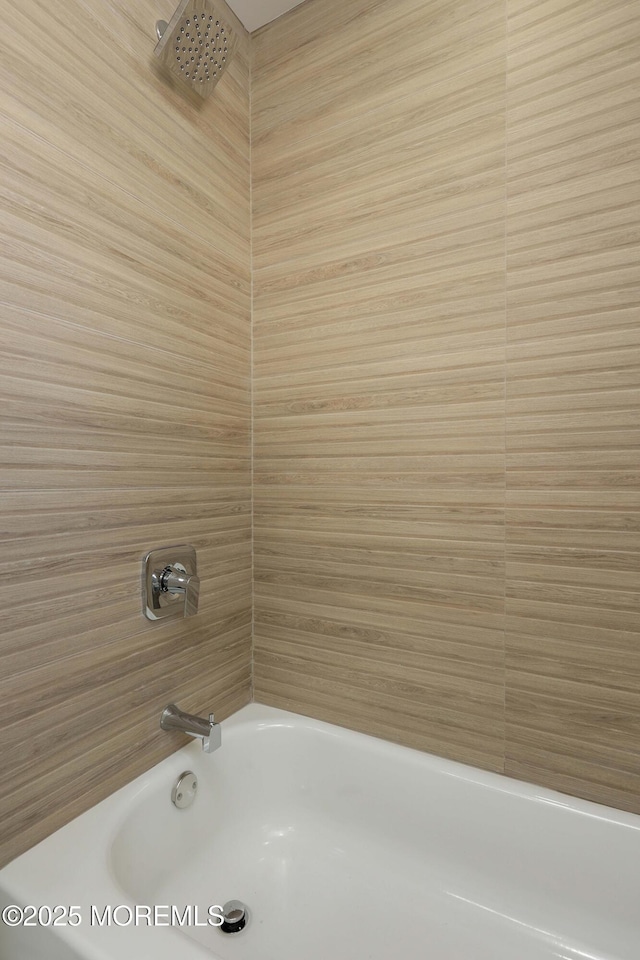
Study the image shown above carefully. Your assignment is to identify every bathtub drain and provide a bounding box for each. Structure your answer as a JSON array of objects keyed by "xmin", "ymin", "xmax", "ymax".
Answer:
[{"xmin": 220, "ymin": 900, "xmax": 248, "ymax": 934}]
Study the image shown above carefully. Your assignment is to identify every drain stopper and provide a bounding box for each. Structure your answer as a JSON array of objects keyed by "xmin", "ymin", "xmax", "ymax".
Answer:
[{"xmin": 220, "ymin": 900, "xmax": 248, "ymax": 934}]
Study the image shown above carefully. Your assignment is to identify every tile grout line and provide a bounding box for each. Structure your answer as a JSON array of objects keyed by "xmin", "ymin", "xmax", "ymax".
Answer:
[
  {"xmin": 249, "ymin": 30, "xmax": 256, "ymax": 705},
  {"xmin": 503, "ymin": 0, "xmax": 509, "ymax": 777}
]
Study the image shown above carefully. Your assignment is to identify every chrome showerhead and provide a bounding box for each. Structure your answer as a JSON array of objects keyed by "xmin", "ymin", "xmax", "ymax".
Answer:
[{"xmin": 155, "ymin": 0, "xmax": 236, "ymax": 98}]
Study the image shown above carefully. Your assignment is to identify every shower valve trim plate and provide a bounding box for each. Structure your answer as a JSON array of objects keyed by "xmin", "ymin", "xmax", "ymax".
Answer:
[{"xmin": 143, "ymin": 544, "xmax": 200, "ymax": 620}]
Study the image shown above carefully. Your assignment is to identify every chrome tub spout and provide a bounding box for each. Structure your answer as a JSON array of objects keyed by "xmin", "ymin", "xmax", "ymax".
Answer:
[{"xmin": 160, "ymin": 703, "xmax": 221, "ymax": 753}]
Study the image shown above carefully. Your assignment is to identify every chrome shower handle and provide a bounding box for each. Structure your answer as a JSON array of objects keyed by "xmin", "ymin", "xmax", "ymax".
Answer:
[
  {"xmin": 143, "ymin": 545, "xmax": 199, "ymax": 621},
  {"xmin": 158, "ymin": 564, "xmax": 200, "ymax": 617}
]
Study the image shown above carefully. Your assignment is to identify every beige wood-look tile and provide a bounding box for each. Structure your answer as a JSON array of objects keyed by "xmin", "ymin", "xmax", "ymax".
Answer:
[
  {"xmin": 253, "ymin": 0, "xmax": 639, "ymax": 816},
  {"xmin": 254, "ymin": 658, "xmax": 505, "ymax": 772},
  {"xmin": 0, "ymin": 647, "xmax": 251, "ymax": 866},
  {"xmin": 252, "ymin": 0, "xmax": 504, "ymax": 147},
  {"xmin": 505, "ymin": 0, "xmax": 640, "ymax": 810},
  {"xmin": 5, "ymin": 0, "xmax": 639, "ymax": 869},
  {"xmin": 0, "ymin": 0, "xmax": 251, "ymax": 868}
]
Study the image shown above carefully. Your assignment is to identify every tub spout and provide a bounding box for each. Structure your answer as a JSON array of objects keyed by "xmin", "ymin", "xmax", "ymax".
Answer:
[{"xmin": 160, "ymin": 703, "xmax": 221, "ymax": 753}]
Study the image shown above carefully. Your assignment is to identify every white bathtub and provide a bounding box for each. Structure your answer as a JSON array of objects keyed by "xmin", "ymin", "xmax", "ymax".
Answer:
[{"xmin": 1, "ymin": 703, "xmax": 639, "ymax": 960}]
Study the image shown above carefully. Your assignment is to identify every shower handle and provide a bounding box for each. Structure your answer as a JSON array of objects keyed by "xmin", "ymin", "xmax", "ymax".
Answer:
[
  {"xmin": 143, "ymin": 545, "xmax": 199, "ymax": 620},
  {"xmin": 155, "ymin": 563, "xmax": 200, "ymax": 617}
]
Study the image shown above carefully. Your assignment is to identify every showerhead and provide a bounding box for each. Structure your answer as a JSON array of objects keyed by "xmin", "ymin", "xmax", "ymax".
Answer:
[{"xmin": 154, "ymin": 0, "xmax": 237, "ymax": 98}]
